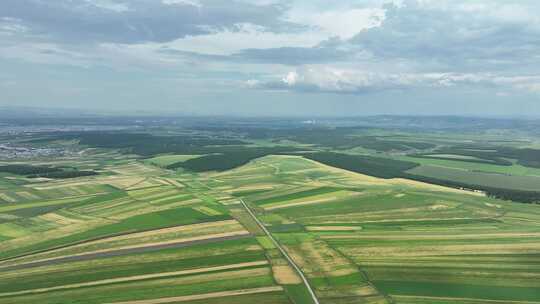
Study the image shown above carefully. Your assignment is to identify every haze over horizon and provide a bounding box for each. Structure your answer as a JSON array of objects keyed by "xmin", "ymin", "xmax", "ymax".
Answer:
[{"xmin": 1, "ymin": 0, "xmax": 540, "ymax": 116}]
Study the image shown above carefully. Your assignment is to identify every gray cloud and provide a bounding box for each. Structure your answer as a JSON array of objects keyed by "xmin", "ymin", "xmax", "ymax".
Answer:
[
  {"xmin": 242, "ymin": 1, "xmax": 540, "ymax": 95},
  {"xmin": 159, "ymin": 45, "xmax": 354, "ymax": 65},
  {"xmin": 232, "ymin": 45, "xmax": 353, "ymax": 65},
  {"xmin": 154, "ymin": 0, "xmax": 540, "ymax": 68},
  {"xmin": 349, "ymin": 1, "xmax": 540, "ymax": 72},
  {"xmin": 0, "ymin": 0, "xmax": 298, "ymax": 44}
]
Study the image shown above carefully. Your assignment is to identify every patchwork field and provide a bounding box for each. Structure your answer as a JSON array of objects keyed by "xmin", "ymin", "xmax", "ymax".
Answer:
[
  {"xmin": 0, "ymin": 158, "xmax": 293, "ymax": 304},
  {"xmin": 1, "ymin": 150, "xmax": 539, "ymax": 304},
  {"xmin": 210, "ymin": 155, "xmax": 540, "ymax": 304}
]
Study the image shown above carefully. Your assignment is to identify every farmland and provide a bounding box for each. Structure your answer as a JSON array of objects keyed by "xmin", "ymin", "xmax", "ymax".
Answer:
[
  {"xmin": 1, "ymin": 116, "xmax": 540, "ymax": 303},
  {"xmin": 0, "ymin": 147, "xmax": 316, "ymax": 303},
  {"xmin": 214, "ymin": 155, "xmax": 540, "ymax": 304}
]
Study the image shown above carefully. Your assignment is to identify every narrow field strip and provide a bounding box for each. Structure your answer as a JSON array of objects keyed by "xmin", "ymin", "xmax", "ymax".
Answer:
[
  {"xmin": 320, "ymin": 232, "xmax": 540, "ymax": 240},
  {"xmin": 226, "ymin": 184, "xmax": 275, "ymax": 193},
  {"xmin": 38, "ymin": 213, "xmax": 84, "ymax": 225},
  {"xmin": 163, "ymin": 178, "xmax": 185, "ymax": 188},
  {"xmin": 262, "ymin": 190, "xmax": 362, "ymax": 211},
  {"xmin": 264, "ymin": 196, "xmax": 338, "ymax": 210},
  {"xmin": 16, "ymin": 191, "xmax": 40, "ymax": 200},
  {"xmin": 29, "ymin": 177, "xmax": 137, "ymax": 190},
  {"xmin": 0, "ymin": 233, "xmax": 252, "ymax": 271},
  {"xmin": 0, "ymin": 196, "xmax": 95, "ymax": 213},
  {"xmin": 149, "ymin": 193, "xmax": 190, "ymax": 204},
  {"xmin": 316, "ymin": 216, "xmax": 495, "ymax": 226},
  {"xmin": 359, "ymin": 261, "xmax": 540, "ymax": 271},
  {"xmin": 0, "ymin": 193, "xmax": 17, "ymax": 202},
  {"xmin": 0, "ymin": 261, "xmax": 269, "ymax": 297},
  {"xmin": 341, "ymin": 242, "xmax": 540, "ymax": 258},
  {"xmin": 130, "ymin": 189, "xmax": 180, "ymax": 201},
  {"xmin": 193, "ymin": 206, "xmax": 222, "ymax": 216},
  {"xmin": 306, "ymin": 226, "xmax": 363, "ymax": 231},
  {"xmin": 104, "ymin": 286, "xmax": 284, "ymax": 304},
  {"xmin": 81, "ymin": 198, "xmax": 134, "ymax": 213},
  {"xmin": 77, "ymin": 219, "xmax": 241, "ymax": 247},
  {"xmin": 0, "ymin": 219, "xmax": 242, "ymax": 266}
]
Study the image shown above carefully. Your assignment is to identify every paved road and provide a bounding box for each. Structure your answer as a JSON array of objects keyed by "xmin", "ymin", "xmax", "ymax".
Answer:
[
  {"xmin": 0, "ymin": 234, "xmax": 251, "ymax": 272},
  {"xmin": 239, "ymin": 198, "xmax": 320, "ymax": 304}
]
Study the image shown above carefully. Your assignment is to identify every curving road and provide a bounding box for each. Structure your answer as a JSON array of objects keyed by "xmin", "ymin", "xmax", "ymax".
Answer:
[{"xmin": 239, "ymin": 198, "xmax": 320, "ymax": 304}]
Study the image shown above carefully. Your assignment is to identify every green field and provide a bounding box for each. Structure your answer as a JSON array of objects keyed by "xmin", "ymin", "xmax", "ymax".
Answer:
[
  {"xmin": 400, "ymin": 155, "xmax": 540, "ymax": 177},
  {"xmin": 408, "ymin": 165, "xmax": 540, "ymax": 191},
  {"xmin": 146, "ymin": 154, "xmax": 203, "ymax": 167}
]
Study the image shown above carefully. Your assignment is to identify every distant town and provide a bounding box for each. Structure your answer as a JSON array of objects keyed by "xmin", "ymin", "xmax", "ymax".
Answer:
[{"xmin": 0, "ymin": 144, "xmax": 67, "ymax": 159}]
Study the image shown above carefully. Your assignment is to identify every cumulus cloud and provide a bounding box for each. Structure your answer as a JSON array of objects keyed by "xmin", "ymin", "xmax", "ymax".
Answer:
[
  {"xmin": 250, "ymin": 67, "xmax": 413, "ymax": 94},
  {"xmin": 250, "ymin": 67, "xmax": 540, "ymax": 94}
]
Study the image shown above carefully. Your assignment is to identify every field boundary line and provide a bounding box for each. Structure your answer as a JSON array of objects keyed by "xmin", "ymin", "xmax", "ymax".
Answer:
[{"xmin": 239, "ymin": 198, "xmax": 320, "ymax": 304}]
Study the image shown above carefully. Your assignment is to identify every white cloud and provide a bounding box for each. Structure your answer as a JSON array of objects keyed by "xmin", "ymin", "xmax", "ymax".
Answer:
[
  {"xmin": 162, "ymin": 0, "xmax": 202, "ymax": 8},
  {"xmin": 251, "ymin": 66, "xmax": 540, "ymax": 94},
  {"xmin": 0, "ymin": 17, "xmax": 28, "ymax": 35},
  {"xmin": 493, "ymin": 76, "xmax": 540, "ymax": 93},
  {"xmin": 245, "ymin": 79, "xmax": 260, "ymax": 87},
  {"xmin": 283, "ymin": 71, "xmax": 298, "ymax": 86},
  {"xmin": 287, "ymin": 7, "xmax": 385, "ymax": 40},
  {"xmin": 163, "ymin": 23, "xmax": 324, "ymax": 56},
  {"xmin": 84, "ymin": 0, "xmax": 130, "ymax": 12}
]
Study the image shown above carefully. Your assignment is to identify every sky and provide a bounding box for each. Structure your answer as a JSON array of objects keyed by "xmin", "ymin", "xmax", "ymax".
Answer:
[{"xmin": 1, "ymin": 0, "xmax": 540, "ymax": 116}]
